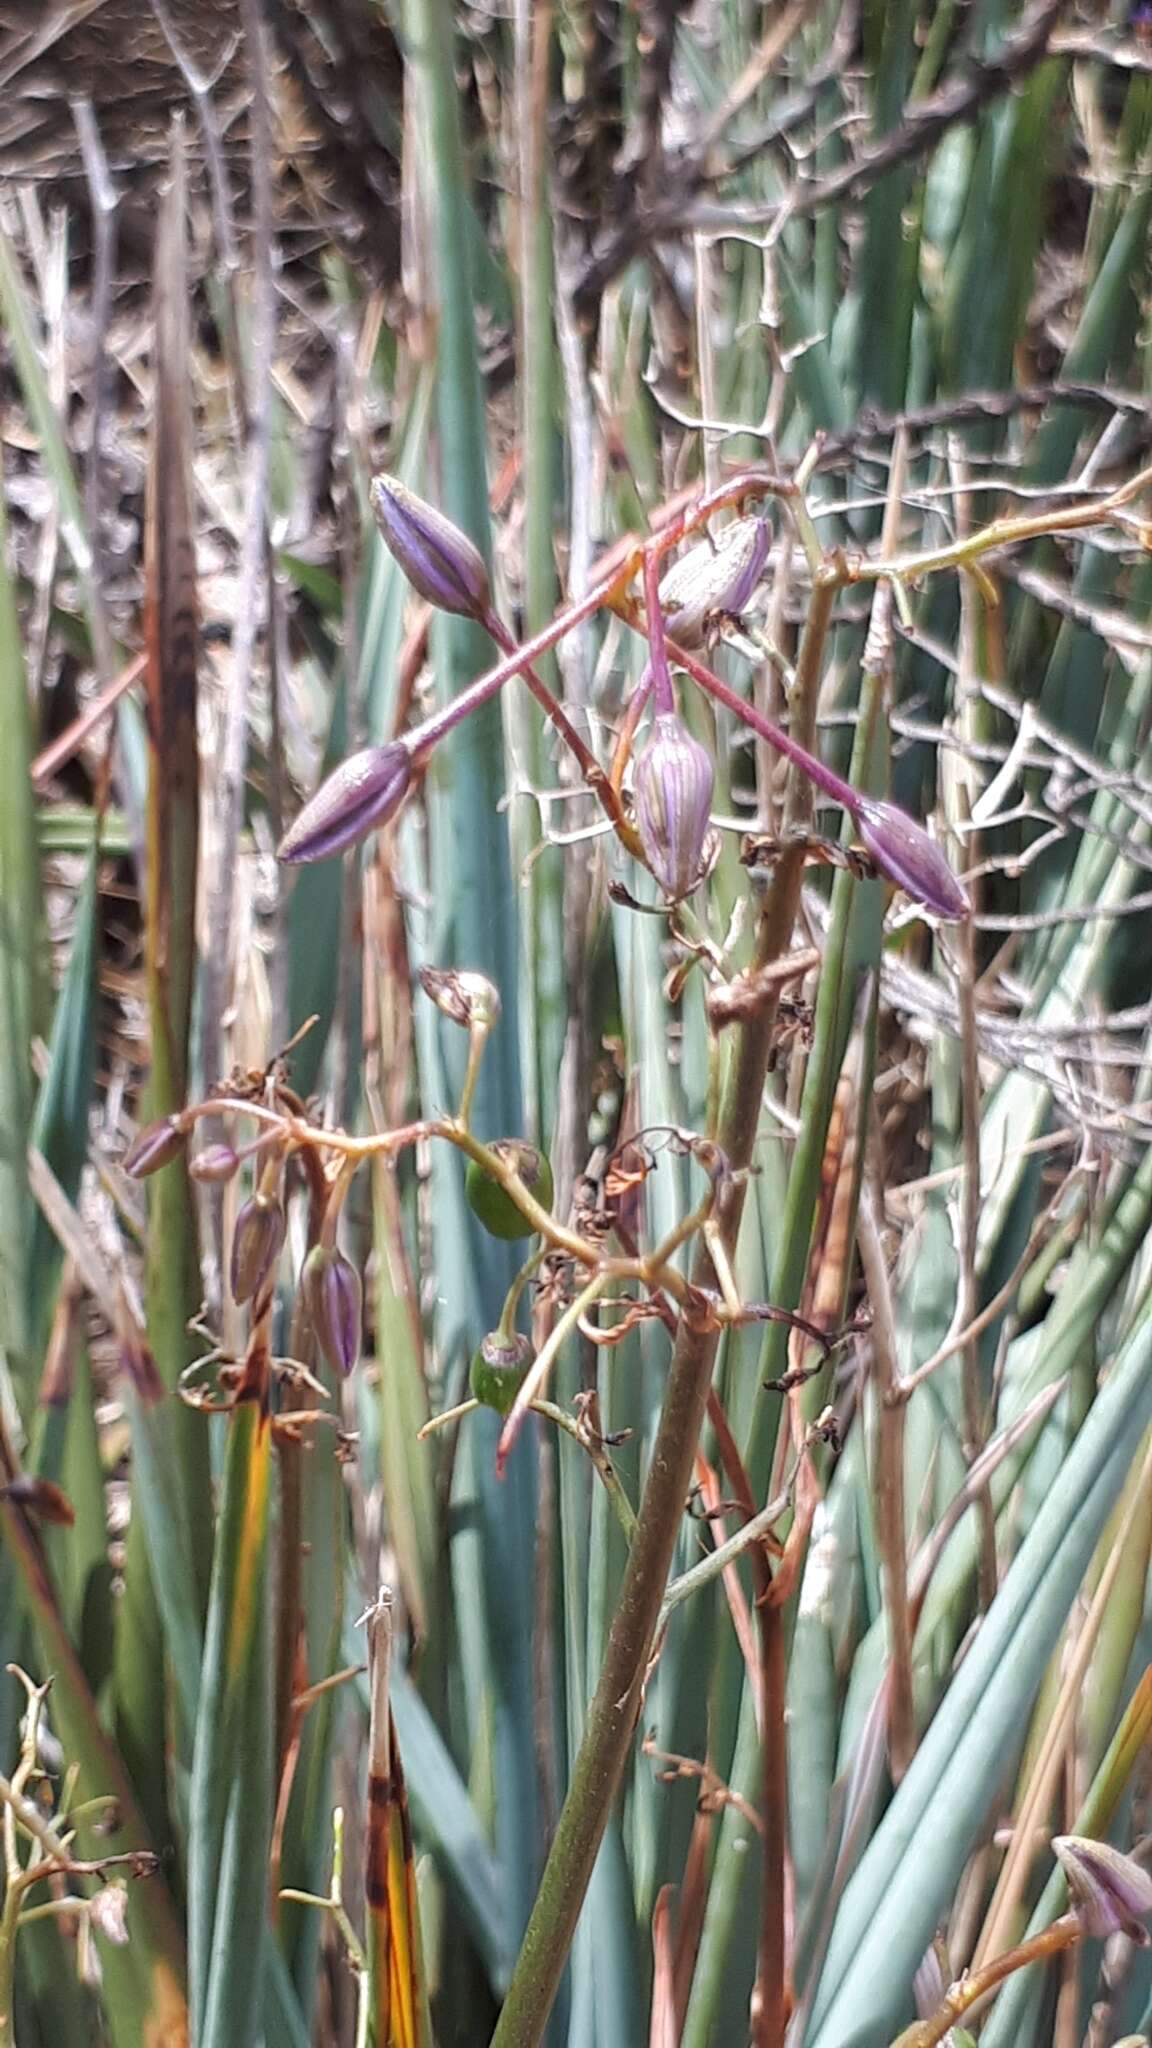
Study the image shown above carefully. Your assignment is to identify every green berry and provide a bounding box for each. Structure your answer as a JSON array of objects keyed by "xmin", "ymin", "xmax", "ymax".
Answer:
[
  {"xmin": 470, "ymin": 1332, "xmax": 533, "ymax": 1416},
  {"xmin": 465, "ymin": 1141, "xmax": 554, "ymax": 1241}
]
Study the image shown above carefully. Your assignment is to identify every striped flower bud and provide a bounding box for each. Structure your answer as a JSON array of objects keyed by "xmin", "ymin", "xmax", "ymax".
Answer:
[
  {"xmin": 1053, "ymin": 1835, "xmax": 1152, "ymax": 1944},
  {"xmin": 302, "ymin": 1244, "xmax": 363, "ymax": 1377},
  {"xmin": 633, "ymin": 713, "xmax": 715, "ymax": 900},
  {"xmin": 660, "ymin": 517, "xmax": 770, "ymax": 648},
  {"xmin": 229, "ymin": 1191, "xmax": 286, "ymax": 1305},
  {"xmin": 853, "ymin": 796, "xmax": 969, "ymax": 923},
  {"xmin": 369, "ymin": 473, "xmax": 491, "ymax": 621},
  {"xmin": 189, "ymin": 1143, "xmax": 241, "ymax": 1184},
  {"xmin": 278, "ymin": 742, "xmax": 412, "ymax": 865},
  {"xmin": 123, "ymin": 1115, "xmax": 185, "ymax": 1179}
]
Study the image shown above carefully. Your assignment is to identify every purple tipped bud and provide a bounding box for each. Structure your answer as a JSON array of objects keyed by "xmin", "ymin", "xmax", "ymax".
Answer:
[
  {"xmin": 1053, "ymin": 1835, "xmax": 1152, "ymax": 1943},
  {"xmin": 633, "ymin": 713, "xmax": 715, "ymax": 900},
  {"xmin": 418, "ymin": 966, "xmax": 502, "ymax": 1031},
  {"xmin": 278, "ymin": 742, "xmax": 412, "ymax": 865},
  {"xmin": 660, "ymin": 517, "xmax": 770, "ymax": 648},
  {"xmin": 230, "ymin": 1191, "xmax": 286, "ymax": 1305},
  {"xmin": 369, "ymin": 473, "xmax": 491, "ymax": 621},
  {"xmin": 123, "ymin": 1115, "xmax": 186, "ymax": 1179},
  {"xmin": 302, "ymin": 1243, "xmax": 363, "ymax": 1376},
  {"xmin": 189, "ymin": 1143, "xmax": 241, "ymax": 1184},
  {"xmin": 853, "ymin": 796, "xmax": 969, "ymax": 922}
]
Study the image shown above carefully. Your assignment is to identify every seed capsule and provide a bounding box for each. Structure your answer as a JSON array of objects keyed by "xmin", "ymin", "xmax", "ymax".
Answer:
[
  {"xmin": 302, "ymin": 1244, "xmax": 363, "ymax": 1377},
  {"xmin": 632, "ymin": 713, "xmax": 715, "ymax": 900},
  {"xmin": 369, "ymin": 473, "xmax": 491, "ymax": 621},
  {"xmin": 465, "ymin": 1142, "xmax": 554, "ymax": 1241},
  {"xmin": 470, "ymin": 1331, "xmax": 533, "ymax": 1416},
  {"xmin": 229, "ymin": 1191, "xmax": 286, "ymax": 1304},
  {"xmin": 418, "ymin": 966, "xmax": 502, "ymax": 1032}
]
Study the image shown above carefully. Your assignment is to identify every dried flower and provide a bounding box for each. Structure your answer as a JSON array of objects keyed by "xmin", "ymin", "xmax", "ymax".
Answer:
[
  {"xmin": 369, "ymin": 473, "xmax": 492, "ymax": 621},
  {"xmin": 418, "ymin": 966, "xmax": 502, "ymax": 1032},
  {"xmin": 278, "ymin": 742, "xmax": 412, "ymax": 865},
  {"xmin": 302, "ymin": 1244, "xmax": 363, "ymax": 1377},
  {"xmin": 189, "ymin": 1143, "xmax": 241, "ymax": 1184},
  {"xmin": 853, "ymin": 795, "xmax": 969, "ymax": 923},
  {"xmin": 660, "ymin": 517, "xmax": 771, "ymax": 647},
  {"xmin": 633, "ymin": 713, "xmax": 715, "ymax": 900},
  {"xmin": 123, "ymin": 1114, "xmax": 185, "ymax": 1179},
  {"xmin": 88, "ymin": 1882, "xmax": 130, "ymax": 1947},
  {"xmin": 230, "ymin": 1191, "xmax": 287, "ymax": 1305},
  {"xmin": 1053, "ymin": 1835, "xmax": 1152, "ymax": 1943}
]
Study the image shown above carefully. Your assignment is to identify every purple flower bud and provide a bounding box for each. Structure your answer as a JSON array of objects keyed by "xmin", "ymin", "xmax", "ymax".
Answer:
[
  {"xmin": 189, "ymin": 1143, "xmax": 241, "ymax": 1184},
  {"xmin": 660, "ymin": 517, "xmax": 770, "ymax": 648},
  {"xmin": 123, "ymin": 1115, "xmax": 186, "ymax": 1179},
  {"xmin": 853, "ymin": 795, "xmax": 969, "ymax": 923},
  {"xmin": 278, "ymin": 743, "xmax": 412, "ymax": 865},
  {"xmin": 369, "ymin": 473, "xmax": 491, "ymax": 621},
  {"xmin": 1053, "ymin": 1835, "xmax": 1152, "ymax": 1944},
  {"xmin": 302, "ymin": 1244, "xmax": 363, "ymax": 1376},
  {"xmin": 229, "ymin": 1191, "xmax": 286, "ymax": 1305},
  {"xmin": 633, "ymin": 713, "xmax": 715, "ymax": 900}
]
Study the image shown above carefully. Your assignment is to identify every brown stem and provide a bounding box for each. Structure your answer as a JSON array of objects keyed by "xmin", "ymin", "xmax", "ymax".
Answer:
[{"xmin": 891, "ymin": 1916, "xmax": 1081, "ymax": 2047}]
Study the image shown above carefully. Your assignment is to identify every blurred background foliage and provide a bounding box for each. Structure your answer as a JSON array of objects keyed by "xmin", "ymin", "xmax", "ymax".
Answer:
[{"xmin": 1, "ymin": 1, "xmax": 1152, "ymax": 2044}]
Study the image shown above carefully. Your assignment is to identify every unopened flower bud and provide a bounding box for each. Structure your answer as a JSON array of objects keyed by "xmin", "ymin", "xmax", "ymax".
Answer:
[
  {"xmin": 1053, "ymin": 1835, "xmax": 1152, "ymax": 1944},
  {"xmin": 470, "ymin": 1330, "xmax": 533, "ymax": 1416},
  {"xmin": 189, "ymin": 1143, "xmax": 241, "ymax": 1184},
  {"xmin": 230, "ymin": 1191, "xmax": 286, "ymax": 1305},
  {"xmin": 369, "ymin": 473, "xmax": 491, "ymax": 621},
  {"xmin": 302, "ymin": 1243, "xmax": 363, "ymax": 1376},
  {"xmin": 418, "ymin": 966, "xmax": 502, "ymax": 1032},
  {"xmin": 633, "ymin": 713, "xmax": 715, "ymax": 900},
  {"xmin": 660, "ymin": 517, "xmax": 770, "ymax": 647},
  {"xmin": 278, "ymin": 742, "xmax": 412, "ymax": 865},
  {"xmin": 123, "ymin": 1115, "xmax": 186, "ymax": 1179},
  {"xmin": 853, "ymin": 796, "xmax": 969, "ymax": 923}
]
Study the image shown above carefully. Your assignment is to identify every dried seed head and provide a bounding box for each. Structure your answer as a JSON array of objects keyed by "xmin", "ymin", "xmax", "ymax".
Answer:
[
  {"xmin": 853, "ymin": 796, "xmax": 969, "ymax": 923},
  {"xmin": 633, "ymin": 713, "xmax": 716, "ymax": 900},
  {"xmin": 229, "ymin": 1191, "xmax": 287, "ymax": 1305},
  {"xmin": 189, "ymin": 1143, "xmax": 241, "ymax": 1184},
  {"xmin": 418, "ymin": 966, "xmax": 502, "ymax": 1032},
  {"xmin": 369, "ymin": 473, "xmax": 491, "ymax": 621},
  {"xmin": 1053, "ymin": 1835, "xmax": 1152, "ymax": 1944},
  {"xmin": 123, "ymin": 1115, "xmax": 186, "ymax": 1179},
  {"xmin": 278, "ymin": 742, "xmax": 412, "ymax": 865},
  {"xmin": 302, "ymin": 1244, "xmax": 363, "ymax": 1377},
  {"xmin": 660, "ymin": 517, "xmax": 770, "ymax": 647}
]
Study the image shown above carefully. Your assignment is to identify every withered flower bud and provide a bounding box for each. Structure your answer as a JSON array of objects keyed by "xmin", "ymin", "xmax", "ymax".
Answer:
[
  {"xmin": 418, "ymin": 966, "xmax": 502, "ymax": 1032},
  {"xmin": 660, "ymin": 517, "xmax": 770, "ymax": 647},
  {"xmin": 633, "ymin": 713, "xmax": 715, "ymax": 900},
  {"xmin": 369, "ymin": 473, "xmax": 491, "ymax": 621},
  {"xmin": 123, "ymin": 1115, "xmax": 186, "ymax": 1179},
  {"xmin": 302, "ymin": 1243, "xmax": 363, "ymax": 1377},
  {"xmin": 853, "ymin": 796, "xmax": 969, "ymax": 923},
  {"xmin": 230, "ymin": 1191, "xmax": 286, "ymax": 1305},
  {"xmin": 189, "ymin": 1143, "xmax": 241, "ymax": 1184},
  {"xmin": 1053, "ymin": 1835, "xmax": 1152, "ymax": 1944},
  {"xmin": 279, "ymin": 742, "xmax": 412, "ymax": 866}
]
